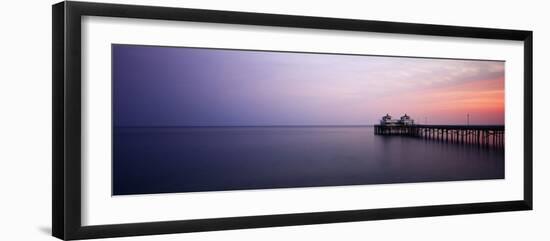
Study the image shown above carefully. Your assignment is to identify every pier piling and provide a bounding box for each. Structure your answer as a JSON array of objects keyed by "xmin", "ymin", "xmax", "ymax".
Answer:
[{"xmin": 373, "ymin": 124, "xmax": 504, "ymax": 148}]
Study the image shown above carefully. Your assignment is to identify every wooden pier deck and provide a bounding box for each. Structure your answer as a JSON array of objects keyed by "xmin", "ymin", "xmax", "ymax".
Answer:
[{"xmin": 374, "ymin": 125, "xmax": 504, "ymax": 148}]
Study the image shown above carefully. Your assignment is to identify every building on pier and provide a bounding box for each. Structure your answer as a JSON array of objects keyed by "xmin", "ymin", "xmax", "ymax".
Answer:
[
  {"xmin": 400, "ymin": 114, "xmax": 414, "ymax": 125},
  {"xmin": 380, "ymin": 113, "xmax": 415, "ymax": 126}
]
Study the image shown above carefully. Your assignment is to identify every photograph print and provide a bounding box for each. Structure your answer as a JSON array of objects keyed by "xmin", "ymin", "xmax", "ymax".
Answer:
[{"xmin": 112, "ymin": 44, "xmax": 505, "ymax": 196}]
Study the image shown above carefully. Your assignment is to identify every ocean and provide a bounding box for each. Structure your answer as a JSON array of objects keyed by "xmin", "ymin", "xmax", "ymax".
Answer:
[{"xmin": 113, "ymin": 126, "xmax": 504, "ymax": 195}]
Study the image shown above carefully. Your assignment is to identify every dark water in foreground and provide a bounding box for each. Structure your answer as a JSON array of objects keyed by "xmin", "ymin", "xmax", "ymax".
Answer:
[{"xmin": 113, "ymin": 127, "xmax": 504, "ymax": 195}]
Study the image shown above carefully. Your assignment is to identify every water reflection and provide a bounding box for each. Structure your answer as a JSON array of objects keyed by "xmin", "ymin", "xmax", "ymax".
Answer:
[{"xmin": 113, "ymin": 127, "xmax": 504, "ymax": 195}]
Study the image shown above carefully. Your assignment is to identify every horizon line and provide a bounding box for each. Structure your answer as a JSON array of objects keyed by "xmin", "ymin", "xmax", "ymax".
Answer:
[
  {"xmin": 115, "ymin": 125, "xmax": 376, "ymax": 128},
  {"xmin": 114, "ymin": 124, "xmax": 505, "ymax": 128}
]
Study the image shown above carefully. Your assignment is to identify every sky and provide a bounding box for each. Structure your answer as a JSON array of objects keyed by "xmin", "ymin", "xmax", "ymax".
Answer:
[{"xmin": 113, "ymin": 44, "xmax": 505, "ymax": 126}]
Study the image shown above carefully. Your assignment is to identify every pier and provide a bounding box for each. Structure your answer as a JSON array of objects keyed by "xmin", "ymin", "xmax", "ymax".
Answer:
[
  {"xmin": 374, "ymin": 125, "xmax": 504, "ymax": 148},
  {"xmin": 373, "ymin": 114, "xmax": 504, "ymax": 148}
]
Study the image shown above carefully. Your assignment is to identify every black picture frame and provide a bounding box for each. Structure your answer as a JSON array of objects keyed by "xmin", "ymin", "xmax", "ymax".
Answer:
[{"xmin": 52, "ymin": 1, "xmax": 533, "ymax": 240}]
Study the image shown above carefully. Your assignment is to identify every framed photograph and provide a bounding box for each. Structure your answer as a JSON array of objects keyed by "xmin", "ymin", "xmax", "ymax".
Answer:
[{"xmin": 52, "ymin": 1, "xmax": 533, "ymax": 240}]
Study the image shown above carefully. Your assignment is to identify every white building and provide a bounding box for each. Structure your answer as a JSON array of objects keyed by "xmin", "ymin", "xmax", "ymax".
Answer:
[
  {"xmin": 380, "ymin": 114, "xmax": 399, "ymax": 126},
  {"xmin": 379, "ymin": 113, "xmax": 415, "ymax": 126},
  {"xmin": 400, "ymin": 114, "xmax": 415, "ymax": 125}
]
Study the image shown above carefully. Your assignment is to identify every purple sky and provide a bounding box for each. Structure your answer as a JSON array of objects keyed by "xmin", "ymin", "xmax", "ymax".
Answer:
[{"xmin": 113, "ymin": 44, "xmax": 504, "ymax": 126}]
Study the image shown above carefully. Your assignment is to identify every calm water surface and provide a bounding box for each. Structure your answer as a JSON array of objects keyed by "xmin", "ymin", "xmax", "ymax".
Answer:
[{"xmin": 113, "ymin": 127, "xmax": 504, "ymax": 195}]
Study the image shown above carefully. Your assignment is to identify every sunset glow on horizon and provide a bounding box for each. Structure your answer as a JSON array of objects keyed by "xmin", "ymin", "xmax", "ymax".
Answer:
[{"xmin": 113, "ymin": 45, "xmax": 505, "ymax": 126}]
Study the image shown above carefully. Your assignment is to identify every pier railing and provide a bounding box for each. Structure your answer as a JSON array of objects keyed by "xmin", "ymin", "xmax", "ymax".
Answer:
[{"xmin": 374, "ymin": 124, "xmax": 504, "ymax": 148}]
